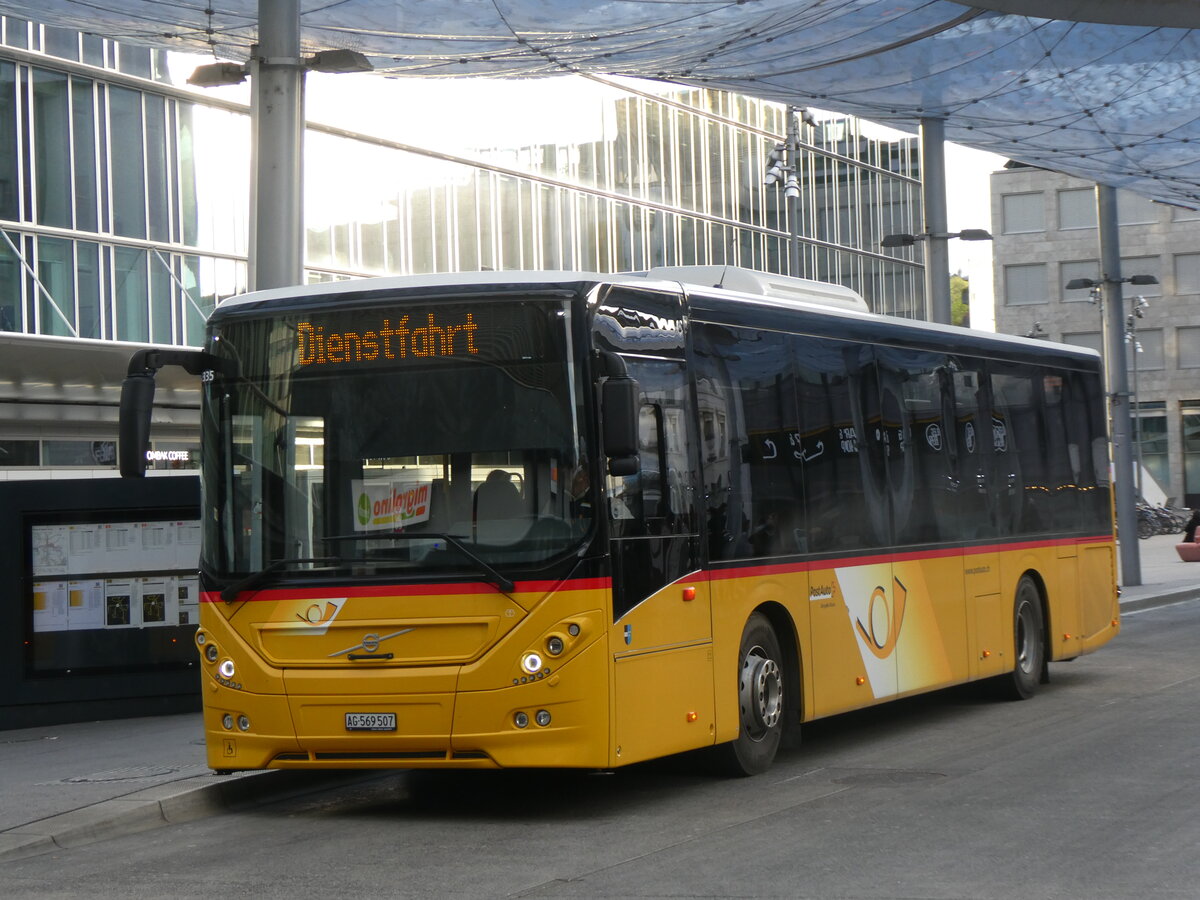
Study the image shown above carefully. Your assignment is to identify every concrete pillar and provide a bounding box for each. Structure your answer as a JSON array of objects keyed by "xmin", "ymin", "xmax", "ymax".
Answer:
[
  {"xmin": 249, "ymin": 0, "xmax": 304, "ymax": 291},
  {"xmin": 1097, "ymin": 184, "xmax": 1141, "ymax": 586},
  {"xmin": 920, "ymin": 118, "xmax": 950, "ymax": 324}
]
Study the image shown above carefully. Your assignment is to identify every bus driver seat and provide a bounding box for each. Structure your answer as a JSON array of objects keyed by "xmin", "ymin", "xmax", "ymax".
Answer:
[{"xmin": 473, "ymin": 469, "xmax": 524, "ymax": 542}]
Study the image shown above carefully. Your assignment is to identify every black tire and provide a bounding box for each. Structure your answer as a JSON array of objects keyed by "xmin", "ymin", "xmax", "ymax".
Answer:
[
  {"xmin": 999, "ymin": 576, "xmax": 1046, "ymax": 701},
  {"xmin": 711, "ymin": 612, "xmax": 785, "ymax": 776}
]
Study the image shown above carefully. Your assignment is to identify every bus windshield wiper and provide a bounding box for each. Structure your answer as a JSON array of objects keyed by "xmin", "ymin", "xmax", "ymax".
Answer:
[
  {"xmin": 220, "ymin": 556, "xmax": 347, "ymax": 604},
  {"xmin": 323, "ymin": 532, "xmax": 515, "ymax": 594}
]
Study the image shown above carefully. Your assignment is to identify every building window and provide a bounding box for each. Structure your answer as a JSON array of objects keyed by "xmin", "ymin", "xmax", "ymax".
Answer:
[
  {"xmin": 1180, "ymin": 327, "xmax": 1200, "ymax": 368},
  {"xmin": 1117, "ymin": 190, "xmax": 1158, "ymax": 226},
  {"xmin": 1001, "ymin": 192, "xmax": 1044, "ymax": 233},
  {"xmin": 1063, "ymin": 332, "xmax": 1103, "ymax": 354},
  {"xmin": 0, "ymin": 230, "xmax": 20, "ymax": 331},
  {"xmin": 32, "ymin": 69, "xmax": 71, "ymax": 229},
  {"xmin": 1135, "ymin": 405, "xmax": 1168, "ymax": 496},
  {"xmin": 1061, "ymin": 260, "xmax": 1099, "ymax": 300},
  {"xmin": 109, "ymin": 86, "xmax": 147, "ymax": 239},
  {"xmin": 1004, "ymin": 263, "xmax": 1047, "ymax": 305},
  {"xmin": 1129, "ymin": 328, "xmax": 1163, "ymax": 371},
  {"xmin": 42, "ymin": 440, "xmax": 115, "ymax": 466},
  {"xmin": 1058, "ymin": 188, "xmax": 1096, "ymax": 230},
  {"xmin": 1175, "ymin": 253, "xmax": 1200, "ymax": 295},
  {"xmin": 1181, "ymin": 403, "xmax": 1200, "ymax": 507},
  {"xmin": 0, "ymin": 439, "xmax": 38, "ymax": 465}
]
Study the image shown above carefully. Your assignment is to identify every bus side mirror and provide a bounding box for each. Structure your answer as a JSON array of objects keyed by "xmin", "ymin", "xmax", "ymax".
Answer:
[
  {"xmin": 602, "ymin": 376, "xmax": 640, "ymax": 476},
  {"xmin": 119, "ymin": 372, "xmax": 156, "ymax": 478},
  {"xmin": 118, "ymin": 347, "xmax": 222, "ymax": 478}
]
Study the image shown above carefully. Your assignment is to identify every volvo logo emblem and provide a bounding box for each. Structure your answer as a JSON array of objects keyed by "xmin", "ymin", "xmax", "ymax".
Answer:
[{"xmin": 329, "ymin": 627, "xmax": 414, "ymax": 658}]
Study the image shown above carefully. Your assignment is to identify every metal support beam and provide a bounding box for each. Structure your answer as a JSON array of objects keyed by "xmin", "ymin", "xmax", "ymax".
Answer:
[
  {"xmin": 920, "ymin": 118, "xmax": 951, "ymax": 324},
  {"xmin": 1097, "ymin": 184, "xmax": 1141, "ymax": 586},
  {"xmin": 249, "ymin": 0, "xmax": 304, "ymax": 291},
  {"xmin": 785, "ymin": 108, "xmax": 801, "ymax": 278}
]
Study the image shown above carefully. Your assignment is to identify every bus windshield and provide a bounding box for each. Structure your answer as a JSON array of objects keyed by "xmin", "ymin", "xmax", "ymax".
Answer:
[{"xmin": 200, "ymin": 296, "xmax": 592, "ymax": 586}]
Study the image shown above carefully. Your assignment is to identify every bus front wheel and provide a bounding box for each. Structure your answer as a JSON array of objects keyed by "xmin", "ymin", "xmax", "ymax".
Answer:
[
  {"xmin": 1000, "ymin": 576, "xmax": 1046, "ymax": 700},
  {"xmin": 713, "ymin": 612, "xmax": 784, "ymax": 776}
]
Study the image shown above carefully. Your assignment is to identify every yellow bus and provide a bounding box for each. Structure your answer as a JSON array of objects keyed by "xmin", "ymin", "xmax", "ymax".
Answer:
[{"xmin": 119, "ymin": 267, "xmax": 1119, "ymax": 776}]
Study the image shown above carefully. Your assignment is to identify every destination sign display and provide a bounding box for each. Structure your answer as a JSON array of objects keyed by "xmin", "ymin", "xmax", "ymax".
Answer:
[
  {"xmin": 297, "ymin": 312, "xmax": 479, "ymax": 367},
  {"xmin": 289, "ymin": 301, "xmax": 559, "ymax": 371}
]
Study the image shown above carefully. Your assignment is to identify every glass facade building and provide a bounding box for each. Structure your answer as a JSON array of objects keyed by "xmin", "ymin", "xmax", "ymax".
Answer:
[{"xmin": 0, "ymin": 16, "xmax": 923, "ymax": 473}]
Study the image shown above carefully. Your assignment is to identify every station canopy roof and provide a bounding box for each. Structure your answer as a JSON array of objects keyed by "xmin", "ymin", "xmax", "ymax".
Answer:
[{"xmin": 4, "ymin": 1, "xmax": 1200, "ymax": 208}]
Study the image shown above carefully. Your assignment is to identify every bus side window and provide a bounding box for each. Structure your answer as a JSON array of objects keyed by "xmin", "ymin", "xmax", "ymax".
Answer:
[{"xmin": 606, "ymin": 360, "xmax": 691, "ymax": 536}]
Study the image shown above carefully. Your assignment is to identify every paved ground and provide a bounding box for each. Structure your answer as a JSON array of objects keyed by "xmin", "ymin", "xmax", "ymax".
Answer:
[{"xmin": 1, "ymin": 533, "xmax": 1196, "ymax": 863}]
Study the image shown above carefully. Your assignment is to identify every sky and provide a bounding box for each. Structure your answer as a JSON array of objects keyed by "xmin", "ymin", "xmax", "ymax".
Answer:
[{"xmin": 938, "ymin": 142, "xmax": 1006, "ymax": 330}]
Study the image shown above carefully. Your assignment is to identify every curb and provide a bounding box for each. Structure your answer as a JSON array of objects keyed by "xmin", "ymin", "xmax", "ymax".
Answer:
[
  {"xmin": 0, "ymin": 769, "xmax": 380, "ymax": 863},
  {"xmin": 1119, "ymin": 585, "xmax": 1200, "ymax": 614}
]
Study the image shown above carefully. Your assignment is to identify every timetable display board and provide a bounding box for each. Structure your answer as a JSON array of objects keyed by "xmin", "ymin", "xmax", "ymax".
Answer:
[
  {"xmin": 24, "ymin": 510, "xmax": 202, "ymax": 674},
  {"xmin": 29, "ymin": 520, "xmax": 201, "ymax": 634},
  {"xmin": 0, "ymin": 477, "xmax": 202, "ymax": 729}
]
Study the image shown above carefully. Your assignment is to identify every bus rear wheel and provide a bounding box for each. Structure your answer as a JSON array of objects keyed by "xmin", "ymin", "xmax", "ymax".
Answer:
[
  {"xmin": 712, "ymin": 612, "xmax": 784, "ymax": 776},
  {"xmin": 1000, "ymin": 576, "xmax": 1046, "ymax": 700}
]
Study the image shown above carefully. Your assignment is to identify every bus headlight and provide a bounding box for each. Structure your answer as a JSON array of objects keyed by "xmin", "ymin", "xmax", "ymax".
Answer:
[
  {"xmin": 521, "ymin": 652, "xmax": 543, "ymax": 674},
  {"xmin": 218, "ymin": 659, "xmax": 236, "ymax": 679},
  {"xmin": 546, "ymin": 636, "xmax": 564, "ymax": 656},
  {"xmin": 205, "ymin": 643, "xmax": 219, "ymax": 663}
]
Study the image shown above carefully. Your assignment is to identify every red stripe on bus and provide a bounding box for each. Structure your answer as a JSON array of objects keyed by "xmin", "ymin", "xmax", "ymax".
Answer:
[
  {"xmin": 201, "ymin": 575, "xmax": 612, "ymax": 603},
  {"xmin": 707, "ymin": 535, "xmax": 1113, "ymax": 582}
]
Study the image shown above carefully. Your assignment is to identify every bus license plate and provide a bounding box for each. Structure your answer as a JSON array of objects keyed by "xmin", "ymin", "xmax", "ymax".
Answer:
[{"xmin": 345, "ymin": 712, "xmax": 396, "ymax": 732}]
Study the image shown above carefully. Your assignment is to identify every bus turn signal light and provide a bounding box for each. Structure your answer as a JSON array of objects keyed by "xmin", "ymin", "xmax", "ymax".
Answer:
[
  {"xmin": 856, "ymin": 676, "xmax": 866, "ymax": 686},
  {"xmin": 682, "ymin": 586, "xmax": 696, "ymax": 601},
  {"xmin": 686, "ymin": 711, "xmax": 698, "ymax": 722}
]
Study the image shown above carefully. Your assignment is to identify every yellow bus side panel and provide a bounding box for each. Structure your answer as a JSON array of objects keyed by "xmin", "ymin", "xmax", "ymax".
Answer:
[
  {"xmin": 964, "ymin": 552, "xmax": 1005, "ymax": 679},
  {"xmin": 613, "ymin": 643, "xmax": 716, "ymax": 766},
  {"xmin": 611, "ymin": 574, "xmax": 717, "ymax": 764},
  {"xmin": 1079, "ymin": 543, "xmax": 1120, "ymax": 649},
  {"xmin": 810, "ymin": 556, "xmax": 968, "ymax": 718},
  {"xmin": 708, "ymin": 570, "xmax": 809, "ymax": 746}
]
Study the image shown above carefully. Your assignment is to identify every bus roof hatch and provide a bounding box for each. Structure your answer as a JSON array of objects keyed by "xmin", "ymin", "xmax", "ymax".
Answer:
[{"xmin": 644, "ymin": 265, "xmax": 869, "ymax": 313}]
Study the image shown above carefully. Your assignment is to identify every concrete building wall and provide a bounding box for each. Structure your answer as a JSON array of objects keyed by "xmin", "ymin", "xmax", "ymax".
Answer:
[{"xmin": 991, "ymin": 163, "xmax": 1200, "ymax": 505}]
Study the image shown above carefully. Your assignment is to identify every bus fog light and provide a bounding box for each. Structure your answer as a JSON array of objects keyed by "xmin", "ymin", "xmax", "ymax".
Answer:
[
  {"xmin": 521, "ymin": 652, "xmax": 543, "ymax": 674},
  {"xmin": 222, "ymin": 713, "xmax": 234, "ymax": 730},
  {"xmin": 535, "ymin": 710, "xmax": 552, "ymax": 727},
  {"xmin": 218, "ymin": 659, "xmax": 236, "ymax": 679},
  {"xmin": 514, "ymin": 711, "xmax": 529, "ymax": 729},
  {"xmin": 237, "ymin": 715, "xmax": 251, "ymax": 732},
  {"xmin": 546, "ymin": 636, "xmax": 564, "ymax": 656},
  {"xmin": 205, "ymin": 644, "xmax": 219, "ymax": 663}
]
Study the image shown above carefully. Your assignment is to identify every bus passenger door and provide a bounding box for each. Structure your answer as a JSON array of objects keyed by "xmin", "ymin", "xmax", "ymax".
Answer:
[{"xmin": 608, "ymin": 358, "xmax": 714, "ymax": 765}]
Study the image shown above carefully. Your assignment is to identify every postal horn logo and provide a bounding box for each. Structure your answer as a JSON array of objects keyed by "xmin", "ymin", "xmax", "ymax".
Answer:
[
  {"xmin": 854, "ymin": 577, "xmax": 908, "ymax": 660},
  {"xmin": 291, "ymin": 598, "xmax": 347, "ymax": 635}
]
